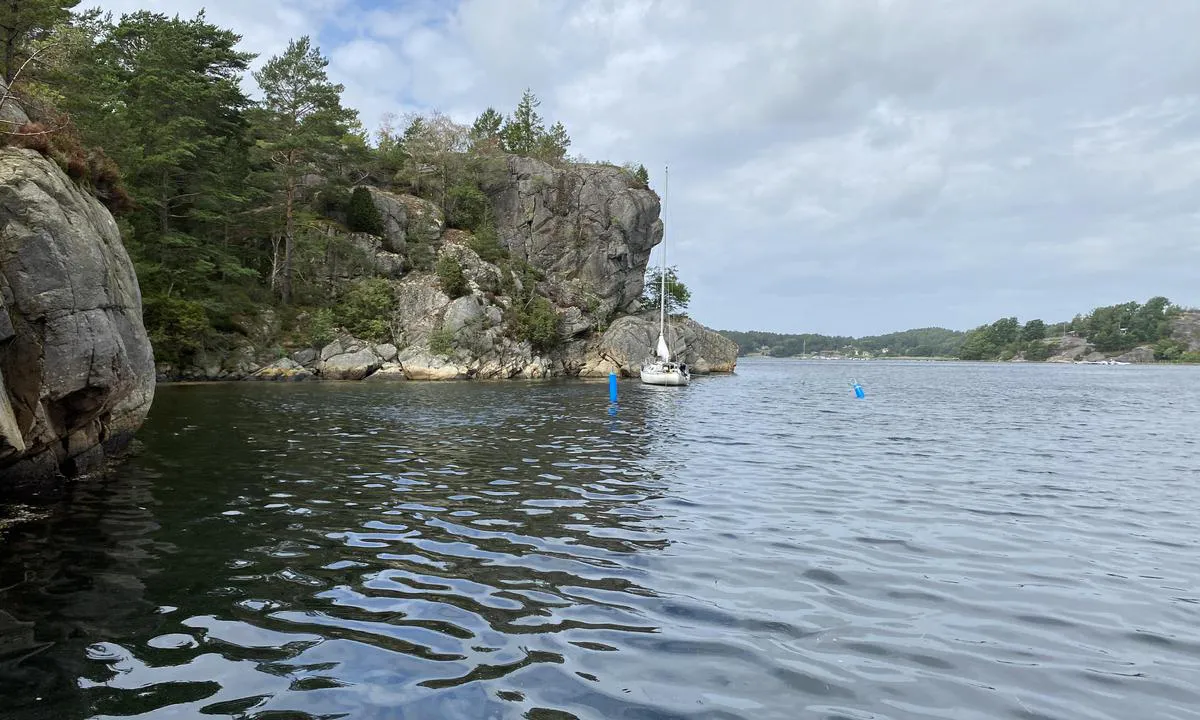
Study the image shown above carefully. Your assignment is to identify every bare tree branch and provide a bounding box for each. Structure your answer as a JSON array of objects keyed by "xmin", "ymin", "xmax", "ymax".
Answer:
[{"xmin": 0, "ymin": 43, "xmax": 58, "ymax": 126}]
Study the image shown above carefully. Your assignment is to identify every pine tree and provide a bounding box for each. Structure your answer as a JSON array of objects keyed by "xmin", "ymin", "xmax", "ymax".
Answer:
[
  {"xmin": 252, "ymin": 36, "xmax": 357, "ymax": 305},
  {"xmin": 537, "ymin": 120, "xmax": 570, "ymax": 161},
  {"xmin": 0, "ymin": 0, "xmax": 79, "ymax": 84},
  {"xmin": 634, "ymin": 164, "xmax": 650, "ymax": 186},
  {"xmin": 501, "ymin": 88, "xmax": 542, "ymax": 156},
  {"xmin": 469, "ymin": 107, "xmax": 503, "ymax": 152}
]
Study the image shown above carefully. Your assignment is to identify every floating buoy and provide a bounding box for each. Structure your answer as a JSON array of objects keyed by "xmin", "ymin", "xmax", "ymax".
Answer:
[
  {"xmin": 852, "ymin": 379, "xmax": 865, "ymax": 398},
  {"xmin": 609, "ymin": 372, "xmax": 618, "ymax": 404}
]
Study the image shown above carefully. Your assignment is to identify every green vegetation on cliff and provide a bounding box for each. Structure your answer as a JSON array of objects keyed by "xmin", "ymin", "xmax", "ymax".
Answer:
[{"xmin": 0, "ymin": 5, "xmax": 653, "ymax": 369}]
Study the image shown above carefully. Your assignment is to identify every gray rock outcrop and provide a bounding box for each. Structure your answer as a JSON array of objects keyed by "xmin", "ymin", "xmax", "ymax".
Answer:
[
  {"xmin": 1170, "ymin": 311, "xmax": 1200, "ymax": 351},
  {"xmin": 575, "ymin": 314, "xmax": 738, "ymax": 377},
  {"xmin": 483, "ymin": 156, "xmax": 662, "ymax": 324},
  {"xmin": 1112, "ymin": 346, "xmax": 1156, "ymax": 363},
  {"xmin": 360, "ymin": 187, "xmax": 445, "ymax": 256},
  {"xmin": 155, "ymin": 154, "xmax": 736, "ymax": 383},
  {"xmin": 0, "ymin": 79, "xmax": 30, "ymax": 129},
  {"xmin": 0, "ymin": 148, "xmax": 155, "ymax": 485}
]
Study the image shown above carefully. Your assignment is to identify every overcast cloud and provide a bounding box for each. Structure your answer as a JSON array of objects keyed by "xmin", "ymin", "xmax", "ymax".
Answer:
[{"xmin": 88, "ymin": 0, "xmax": 1200, "ymax": 335}]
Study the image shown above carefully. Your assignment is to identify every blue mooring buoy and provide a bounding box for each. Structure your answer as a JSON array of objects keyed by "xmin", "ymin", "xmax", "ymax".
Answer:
[
  {"xmin": 609, "ymin": 372, "xmax": 619, "ymax": 403},
  {"xmin": 852, "ymin": 379, "xmax": 865, "ymax": 398}
]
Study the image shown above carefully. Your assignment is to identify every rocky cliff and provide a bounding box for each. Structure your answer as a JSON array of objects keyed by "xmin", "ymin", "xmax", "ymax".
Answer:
[
  {"xmin": 162, "ymin": 155, "xmax": 737, "ymax": 382},
  {"xmin": 1041, "ymin": 311, "xmax": 1200, "ymax": 363},
  {"xmin": 0, "ymin": 147, "xmax": 156, "ymax": 485}
]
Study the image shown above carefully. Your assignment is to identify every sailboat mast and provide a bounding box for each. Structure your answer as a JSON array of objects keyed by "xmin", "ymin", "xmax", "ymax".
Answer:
[{"xmin": 660, "ymin": 165, "xmax": 668, "ymax": 345}]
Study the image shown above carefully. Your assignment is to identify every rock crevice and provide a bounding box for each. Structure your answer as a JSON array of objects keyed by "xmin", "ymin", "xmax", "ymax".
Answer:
[{"xmin": 0, "ymin": 148, "xmax": 155, "ymax": 486}]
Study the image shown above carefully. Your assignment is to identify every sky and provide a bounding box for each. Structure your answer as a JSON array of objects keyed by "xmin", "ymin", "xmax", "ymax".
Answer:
[{"xmin": 86, "ymin": 0, "xmax": 1200, "ymax": 336}]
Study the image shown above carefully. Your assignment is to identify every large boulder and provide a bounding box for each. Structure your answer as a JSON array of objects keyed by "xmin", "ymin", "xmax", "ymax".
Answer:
[
  {"xmin": 321, "ymin": 348, "xmax": 382, "ymax": 381},
  {"xmin": 1112, "ymin": 346, "xmax": 1156, "ymax": 364},
  {"xmin": 0, "ymin": 148, "xmax": 155, "ymax": 485},
  {"xmin": 391, "ymin": 275, "xmax": 451, "ymax": 348},
  {"xmin": 0, "ymin": 78, "xmax": 29, "ymax": 129},
  {"xmin": 361, "ymin": 186, "xmax": 408, "ymax": 254},
  {"xmin": 578, "ymin": 314, "xmax": 738, "ymax": 377},
  {"xmin": 250, "ymin": 358, "xmax": 313, "ymax": 381},
  {"xmin": 482, "ymin": 156, "xmax": 662, "ymax": 322},
  {"xmin": 397, "ymin": 346, "xmax": 467, "ymax": 380},
  {"xmin": 316, "ymin": 336, "xmax": 383, "ymax": 380},
  {"xmin": 360, "ymin": 187, "xmax": 445, "ymax": 257}
]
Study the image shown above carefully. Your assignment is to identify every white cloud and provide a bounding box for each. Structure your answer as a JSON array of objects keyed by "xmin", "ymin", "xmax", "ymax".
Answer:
[{"xmin": 88, "ymin": 0, "xmax": 1200, "ymax": 334}]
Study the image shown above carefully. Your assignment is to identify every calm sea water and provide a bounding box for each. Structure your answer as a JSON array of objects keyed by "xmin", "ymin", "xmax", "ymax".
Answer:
[{"xmin": 2, "ymin": 359, "xmax": 1199, "ymax": 720}]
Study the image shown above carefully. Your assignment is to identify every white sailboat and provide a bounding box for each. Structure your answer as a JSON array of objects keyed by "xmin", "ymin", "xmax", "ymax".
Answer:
[{"xmin": 640, "ymin": 165, "xmax": 690, "ymax": 387}]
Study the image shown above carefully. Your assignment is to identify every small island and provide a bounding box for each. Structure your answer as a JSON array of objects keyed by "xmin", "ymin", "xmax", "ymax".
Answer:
[{"xmin": 722, "ymin": 296, "xmax": 1200, "ymax": 364}]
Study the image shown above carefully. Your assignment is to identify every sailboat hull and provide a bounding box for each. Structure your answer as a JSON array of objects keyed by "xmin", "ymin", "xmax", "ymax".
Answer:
[{"xmin": 639, "ymin": 363, "xmax": 690, "ymax": 386}]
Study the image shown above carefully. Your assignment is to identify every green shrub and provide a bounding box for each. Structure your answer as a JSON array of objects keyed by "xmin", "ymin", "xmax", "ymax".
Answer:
[
  {"xmin": 1154, "ymin": 338, "xmax": 1186, "ymax": 361},
  {"xmin": 510, "ymin": 294, "xmax": 561, "ymax": 352},
  {"xmin": 428, "ymin": 327, "xmax": 456, "ymax": 356},
  {"xmin": 346, "ymin": 187, "xmax": 385, "ymax": 235},
  {"xmin": 319, "ymin": 187, "xmax": 350, "ymax": 218},
  {"xmin": 335, "ymin": 278, "xmax": 394, "ymax": 342},
  {"xmin": 446, "ymin": 183, "xmax": 491, "ymax": 231},
  {"xmin": 468, "ymin": 221, "xmax": 509, "ymax": 264},
  {"xmin": 436, "ymin": 255, "xmax": 468, "ymax": 298},
  {"xmin": 406, "ymin": 238, "xmax": 436, "ymax": 272},
  {"xmin": 306, "ymin": 307, "xmax": 336, "ymax": 348}
]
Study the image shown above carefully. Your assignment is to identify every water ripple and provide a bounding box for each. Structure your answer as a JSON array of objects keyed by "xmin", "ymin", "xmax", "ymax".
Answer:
[{"xmin": 2, "ymin": 362, "xmax": 1200, "ymax": 719}]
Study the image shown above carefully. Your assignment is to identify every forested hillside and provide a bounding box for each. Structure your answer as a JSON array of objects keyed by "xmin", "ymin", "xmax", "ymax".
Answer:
[
  {"xmin": 0, "ymin": 3, "xmax": 657, "ymax": 369},
  {"xmin": 719, "ymin": 327, "xmax": 965, "ymax": 358}
]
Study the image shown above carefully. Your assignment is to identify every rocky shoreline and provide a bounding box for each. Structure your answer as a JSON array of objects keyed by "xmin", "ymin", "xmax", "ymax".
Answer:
[{"xmin": 159, "ymin": 312, "xmax": 738, "ymax": 383}]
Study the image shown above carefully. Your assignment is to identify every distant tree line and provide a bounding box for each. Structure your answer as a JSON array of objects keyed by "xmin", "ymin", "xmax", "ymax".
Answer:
[
  {"xmin": 723, "ymin": 295, "xmax": 1197, "ymax": 363},
  {"xmin": 719, "ymin": 327, "xmax": 966, "ymax": 358},
  {"xmin": 959, "ymin": 296, "xmax": 1186, "ymax": 361}
]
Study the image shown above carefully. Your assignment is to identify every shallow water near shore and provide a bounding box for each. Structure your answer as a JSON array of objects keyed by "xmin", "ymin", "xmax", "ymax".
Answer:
[{"xmin": 2, "ymin": 359, "xmax": 1199, "ymax": 719}]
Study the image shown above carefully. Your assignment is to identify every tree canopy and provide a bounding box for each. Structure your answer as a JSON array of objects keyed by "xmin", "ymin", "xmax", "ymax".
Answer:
[
  {"xmin": 0, "ymin": 6, "xmax": 672, "ymax": 367},
  {"xmin": 641, "ymin": 266, "xmax": 691, "ymax": 316}
]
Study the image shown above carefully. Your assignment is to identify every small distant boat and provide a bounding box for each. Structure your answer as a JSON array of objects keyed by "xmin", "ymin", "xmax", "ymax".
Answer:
[
  {"xmin": 640, "ymin": 165, "xmax": 689, "ymax": 388},
  {"xmin": 1073, "ymin": 359, "xmax": 1130, "ymax": 365}
]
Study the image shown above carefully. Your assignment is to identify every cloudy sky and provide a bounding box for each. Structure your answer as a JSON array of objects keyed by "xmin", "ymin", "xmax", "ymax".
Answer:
[{"xmin": 87, "ymin": 0, "xmax": 1200, "ymax": 335}]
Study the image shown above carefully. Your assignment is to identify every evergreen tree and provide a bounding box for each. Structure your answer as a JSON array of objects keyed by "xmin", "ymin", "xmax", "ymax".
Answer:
[
  {"xmin": 252, "ymin": 35, "xmax": 357, "ymax": 304},
  {"xmin": 501, "ymin": 88, "xmax": 542, "ymax": 156},
  {"xmin": 346, "ymin": 186, "xmax": 383, "ymax": 235},
  {"xmin": 634, "ymin": 164, "xmax": 650, "ymax": 186},
  {"xmin": 0, "ymin": 0, "xmax": 79, "ymax": 84},
  {"xmin": 537, "ymin": 120, "xmax": 570, "ymax": 161},
  {"xmin": 46, "ymin": 10, "xmax": 261, "ymax": 362},
  {"xmin": 469, "ymin": 106, "xmax": 503, "ymax": 152},
  {"xmin": 1021, "ymin": 319, "xmax": 1046, "ymax": 342}
]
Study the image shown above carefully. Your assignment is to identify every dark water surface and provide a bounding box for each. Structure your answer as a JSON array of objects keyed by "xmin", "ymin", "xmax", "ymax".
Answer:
[{"xmin": 2, "ymin": 359, "xmax": 1199, "ymax": 719}]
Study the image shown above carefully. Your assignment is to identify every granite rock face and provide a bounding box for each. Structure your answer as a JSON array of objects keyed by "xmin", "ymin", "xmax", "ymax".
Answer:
[
  {"xmin": 575, "ymin": 314, "xmax": 739, "ymax": 377},
  {"xmin": 0, "ymin": 148, "xmax": 155, "ymax": 485},
  {"xmin": 483, "ymin": 156, "xmax": 662, "ymax": 324},
  {"xmin": 154, "ymin": 154, "xmax": 736, "ymax": 383}
]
